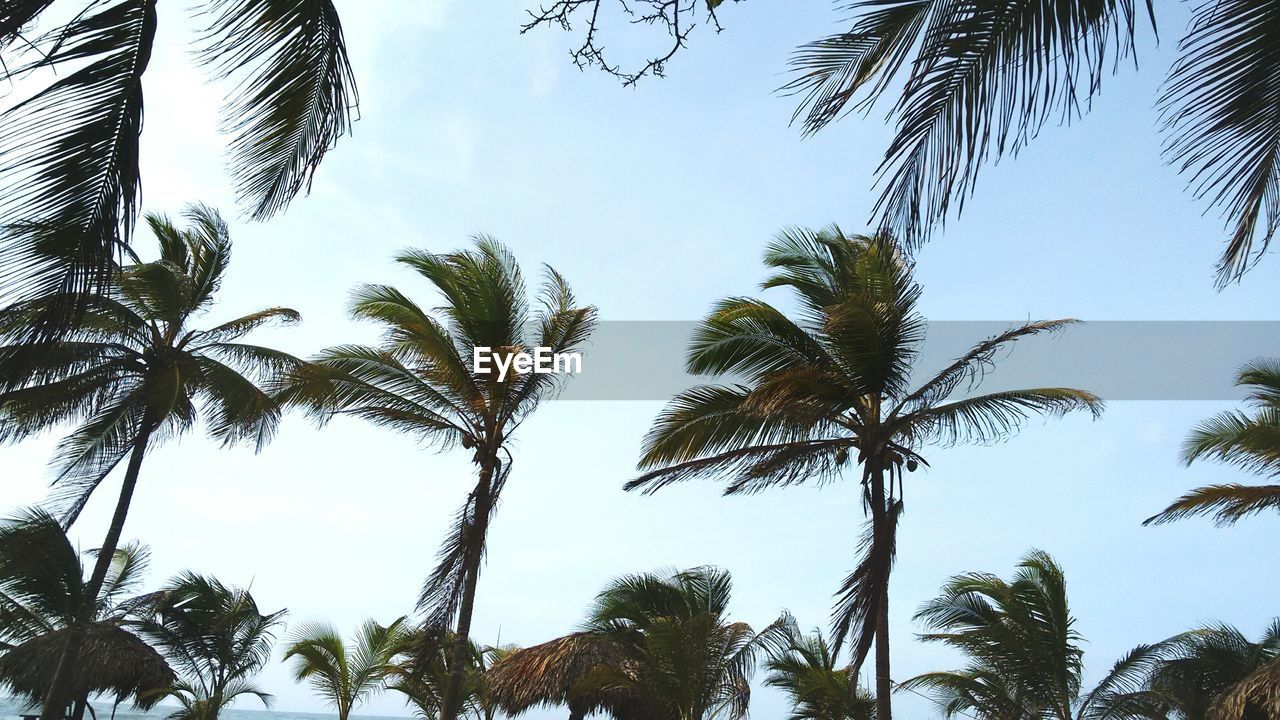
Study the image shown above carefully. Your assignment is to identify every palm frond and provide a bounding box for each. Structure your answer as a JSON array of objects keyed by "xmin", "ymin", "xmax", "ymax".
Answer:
[
  {"xmin": 198, "ymin": 0, "xmax": 357, "ymax": 219},
  {"xmin": 0, "ymin": 0, "xmax": 156, "ymax": 336},
  {"xmin": 1143, "ymin": 483, "xmax": 1280, "ymax": 526},
  {"xmin": 830, "ymin": 500, "xmax": 901, "ymax": 667},
  {"xmin": 1159, "ymin": 0, "xmax": 1280, "ymax": 286}
]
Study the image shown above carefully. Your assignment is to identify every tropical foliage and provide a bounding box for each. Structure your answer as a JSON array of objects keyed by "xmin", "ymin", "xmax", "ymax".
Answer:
[
  {"xmin": 137, "ymin": 573, "xmax": 285, "ymax": 720},
  {"xmin": 0, "ymin": 204, "xmax": 302, "ymax": 718},
  {"xmin": 526, "ymin": 0, "xmax": 1280, "ymax": 284},
  {"xmin": 764, "ymin": 621, "xmax": 875, "ymax": 720},
  {"xmin": 284, "ymin": 617, "xmax": 408, "ymax": 720},
  {"xmin": 0, "ymin": 0, "xmax": 356, "ymax": 336},
  {"xmin": 279, "ymin": 236, "xmax": 596, "ymax": 720},
  {"xmin": 485, "ymin": 566, "xmax": 787, "ymax": 720},
  {"xmin": 1147, "ymin": 360, "xmax": 1280, "ymax": 526},
  {"xmin": 627, "ymin": 226, "xmax": 1101, "ymax": 719},
  {"xmin": 388, "ymin": 625, "xmax": 509, "ymax": 720},
  {"xmin": 0, "ymin": 510, "xmax": 173, "ymax": 716},
  {"xmin": 901, "ymin": 551, "xmax": 1082, "ymax": 720},
  {"xmin": 1082, "ymin": 620, "xmax": 1280, "ymax": 720}
]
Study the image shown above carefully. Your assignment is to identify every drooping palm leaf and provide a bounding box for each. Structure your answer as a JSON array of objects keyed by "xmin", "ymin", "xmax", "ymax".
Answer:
[
  {"xmin": 0, "ymin": 0, "xmax": 155, "ymax": 337},
  {"xmin": 196, "ymin": 0, "xmax": 357, "ymax": 219}
]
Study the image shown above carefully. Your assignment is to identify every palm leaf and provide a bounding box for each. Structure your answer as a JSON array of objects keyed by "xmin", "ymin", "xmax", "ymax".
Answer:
[
  {"xmin": 1143, "ymin": 483, "xmax": 1280, "ymax": 526},
  {"xmin": 0, "ymin": 0, "xmax": 156, "ymax": 337},
  {"xmin": 1159, "ymin": 0, "xmax": 1280, "ymax": 286},
  {"xmin": 198, "ymin": 0, "xmax": 357, "ymax": 219}
]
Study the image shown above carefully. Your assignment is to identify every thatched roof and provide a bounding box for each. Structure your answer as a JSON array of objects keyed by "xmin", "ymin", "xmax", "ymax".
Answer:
[
  {"xmin": 1211, "ymin": 657, "xmax": 1280, "ymax": 720},
  {"xmin": 484, "ymin": 632, "xmax": 633, "ymax": 718},
  {"xmin": 0, "ymin": 623, "xmax": 175, "ymax": 709}
]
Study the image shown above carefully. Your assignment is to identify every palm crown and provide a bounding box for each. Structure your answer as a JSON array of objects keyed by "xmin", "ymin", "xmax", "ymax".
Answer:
[
  {"xmin": 0, "ymin": 0, "xmax": 354, "ymax": 335},
  {"xmin": 1147, "ymin": 359, "xmax": 1280, "ymax": 526},
  {"xmin": 628, "ymin": 226, "xmax": 1101, "ymax": 720},
  {"xmin": 764, "ymin": 621, "xmax": 876, "ymax": 720},
  {"xmin": 0, "ymin": 203, "xmax": 303, "ymax": 524},
  {"xmin": 901, "ymin": 550, "xmax": 1083, "ymax": 720},
  {"xmin": 280, "ymin": 235, "xmax": 596, "ymax": 720},
  {"xmin": 283, "ymin": 617, "xmax": 408, "ymax": 720},
  {"xmin": 486, "ymin": 566, "xmax": 787, "ymax": 720},
  {"xmin": 137, "ymin": 572, "xmax": 286, "ymax": 720}
]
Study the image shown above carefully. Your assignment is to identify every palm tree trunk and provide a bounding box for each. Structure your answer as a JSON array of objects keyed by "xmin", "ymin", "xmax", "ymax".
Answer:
[
  {"xmin": 870, "ymin": 462, "xmax": 893, "ymax": 720},
  {"xmin": 39, "ymin": 422, "xmax": 154, "ymax": 720},
  {"xmin": 440, "ymin": 460, "xmax": 496, "ymax": 720}
]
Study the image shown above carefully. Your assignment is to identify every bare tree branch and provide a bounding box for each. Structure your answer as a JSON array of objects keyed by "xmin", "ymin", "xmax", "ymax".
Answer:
[{"xmin": 521, "ymin": 0, "xmax": 738, "ymax": 86}]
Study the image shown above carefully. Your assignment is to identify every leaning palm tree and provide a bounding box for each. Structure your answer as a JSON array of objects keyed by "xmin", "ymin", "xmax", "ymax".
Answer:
[
  {"xmin": 765, "ymin": 621, "xmax": 876, "ymax": 720},
  {"xmin": 627, "ymin": 227, "xmax": 1101, "ymax": 720},
  {"xmin": 137, "ymin": 573, "xmax": 285, "ymax": 720},
  {"xmin": 486, "ymin": 566, "xmax": 787, "ymax": 720},
  {"xmin": 0, "ymin": 510, "xmax": 174, "ymax": 719},
  {"xmin": 280, "ymin": 236, "xmax": 596, "ymax": 720},
  {"xmin": 0, "ymin": 204, "xmax": 304, "ymax": 720},
  {"xmin": 900, "ymin": 550, "xmax": 1083, "ymax": 720},
  {"xmin": 1147, "ymin": 359, "xmax": 1280, "ymax": 526},
  {"xmin": 1081, "ymin": 620, "xmax": 1280, "ymax": 720},
  {"xmin": 0, "ymin": 0, "xmax": 355, "ymax": 338},
  {"xmin": 284, "ymin": 617, "xmax": 408, "ymax": 720}
]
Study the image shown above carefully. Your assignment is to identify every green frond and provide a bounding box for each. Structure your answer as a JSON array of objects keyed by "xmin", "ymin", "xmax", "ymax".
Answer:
[
  {"xmin": 0, "ymin": 0, "xmax": 156, "ymax": 337},
  {"xmin": 1143, "ymin": 483, "xmax": 1280, "ymax": 526},
  {"xmin": 198, "ymin": 0, "xmax": 357, "ymax": 219}
]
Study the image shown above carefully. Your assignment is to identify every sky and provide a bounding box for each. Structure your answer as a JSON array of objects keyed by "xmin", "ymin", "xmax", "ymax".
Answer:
[{"xmin": 3, "ymin": 1, "xmax": 1280, "ymax": 718}]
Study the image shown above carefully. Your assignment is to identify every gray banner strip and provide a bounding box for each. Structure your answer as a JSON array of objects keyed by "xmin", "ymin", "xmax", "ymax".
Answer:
[{"xmin": 534, "ymin": 321, "xmax": 1280, "ymax": 401}]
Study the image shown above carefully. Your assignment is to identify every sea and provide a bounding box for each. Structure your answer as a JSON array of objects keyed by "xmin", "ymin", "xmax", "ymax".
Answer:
[{"xmin": 0, "ymin": 699, "xmax": 412, "ymax": 720}]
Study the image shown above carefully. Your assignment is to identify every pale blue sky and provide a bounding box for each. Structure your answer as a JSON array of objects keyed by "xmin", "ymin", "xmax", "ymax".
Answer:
[{"xmin": 2, "ymin": 2, "xmax": 1279, "ymax": 719}]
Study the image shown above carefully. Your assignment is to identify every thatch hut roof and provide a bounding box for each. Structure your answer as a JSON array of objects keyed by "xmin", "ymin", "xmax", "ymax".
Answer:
[
  {"xmin": 484, "ymin": 632, "xmax": 632, "ymax": 718},
  {"xmin": 1211, "ymin": 657, "xmax": 1280, "ymax": 720},
  {"xmin": 0, "ymin": 623, "xmax": 175, "ymax": 709}
]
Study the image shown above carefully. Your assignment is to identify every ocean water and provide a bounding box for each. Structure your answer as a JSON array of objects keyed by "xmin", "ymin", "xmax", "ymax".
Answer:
[{"xmin": 0, "ymin": 699, "xmax": 410, "ymax": 720}]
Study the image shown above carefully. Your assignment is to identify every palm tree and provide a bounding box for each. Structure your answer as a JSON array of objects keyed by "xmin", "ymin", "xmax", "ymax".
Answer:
[
  {"xmin": 900, "ymin": 551, "xmax": 1082, "ymax": 720},
  {"xmin": 626, "ymin": 227, "xmax": 1101, "ymax": 720},
  {"xmin": 0, "ymin": 0, "xmax": 355, "ymax": 338},
  {"xmin": 137, "ymin": 573, "xmax": 285, "ymax": 720},
  {"xmin": 280, "ymin": 236, "xmax": 596, "ymax": 720},
  {"xmin": 0, "ymin": 204, "xmax": 304, "ymax": 720},
  {"xmin": 1146, "ymin": 360, "xmax": 1280, "ymax": 526},
  {"xmin": 764, "ymin": 621, "xmax": 875, "ymax": 720},
  {"xmin": 284, "ymin": 617, "xmax": 408, "ymax": 720},
  {"xmin": 387, "ymin": 625, "xmax": 506, "ymax": 720},
  {"xmin": 0, "ymin": 510, "xmax": 174, "ymax": 718},
  {"xmin": 485, "ymin": 566, "xmax": 787, "ymax": 720},
  {"xmin": 1081, "ymin": 620, "xmax": 1280, "ymax": 720}
]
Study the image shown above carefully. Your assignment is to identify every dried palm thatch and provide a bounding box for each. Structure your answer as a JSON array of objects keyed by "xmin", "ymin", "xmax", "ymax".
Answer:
[
  {"xmin": 0, "ymin": 623, "xmax": 175, "ymax": 709},
  {"xmin": 1211, "ymin": 657, "xmax": 1280, "ymax": 720},
  {"xmin": 484, "ymin": 632, "xmax": 638, "ymax": 720}
]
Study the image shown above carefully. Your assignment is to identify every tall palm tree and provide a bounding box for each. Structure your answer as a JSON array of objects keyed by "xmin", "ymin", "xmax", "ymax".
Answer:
[
  {"xmin": 1081, "ymin": 620, "xmax": 1280, "ymax": 720},
  {"xmin": 764, "ymin": 621, "xmax": 876, "ymax": 720},
  {"xmin": 899, "ymin": 551, "xmax": 1083, "ymax": 720},
  {"xmin": 0, "ymin": 510, "xmax": 173, "ymax": 718},
  {"xmin": 280, "ymin": 236, "xmax": 596, "ymax": 720},
  {"xmin": 1147, "ymin": 360, "xmax": 1280, "ymax": 526},
  {"xmin": 0, "ymin": 204, "xmax": 304, "ymax": 720},
  {"xmin": 284, "ymin": 617, "xmax": 408, "ymax": 720},
  {"xmin": 137, "ymin": 573, "xmax": 285, "ymax": 720},
  {"xmin": 0, "ymin": 0, "xmax": 355, "ymax": 337},
  {"xmin": 626, "ymin": 227, "xmax": 1102, "ymax": 720},
  {"xmin": 485, "ymin": 566, "xmax": 787, "ymax": 720}
]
